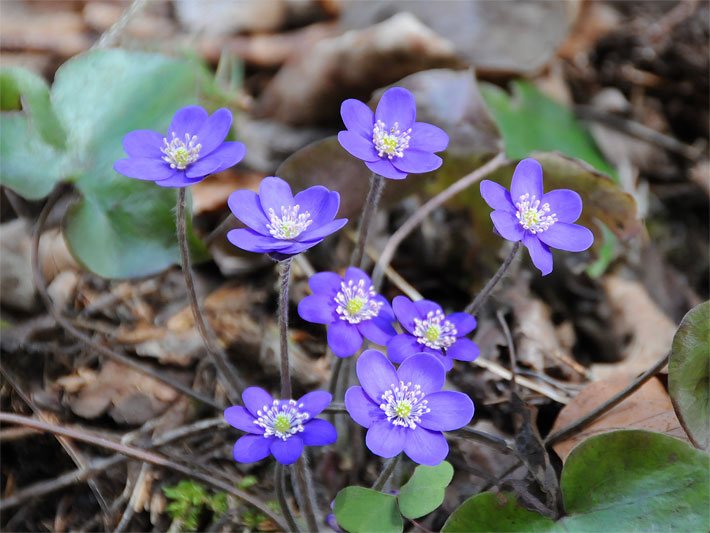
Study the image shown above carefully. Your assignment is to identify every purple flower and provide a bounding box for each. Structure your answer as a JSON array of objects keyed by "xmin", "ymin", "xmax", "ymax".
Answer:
[
  {"xmin": 114, "ymin": 105, "xmax": 246, "ymax": 188},
  {"xmin": 480, "ymin": 158, "xmax": 594, "ymax": 276},
  {"xmin": 224, "ymin": 386, "xmax": 337, "ymax": 465},
  {"xmin": 345, "ymin": 350, "xmax": 474, "ymax": 466},
  {"xmin": 337, "ymin": 87, "xmax": 449, "ymax": 180},
  {"xmin": 227, "ymin": 176, "xmax": 348, "ymax": 257},
  {"xmin": 387, "ymin": 296, "xmax": 479, "ymax": 371},
  {"xmin": 297, "ymin": 267, "xmax": 396, "ymax": 358}
]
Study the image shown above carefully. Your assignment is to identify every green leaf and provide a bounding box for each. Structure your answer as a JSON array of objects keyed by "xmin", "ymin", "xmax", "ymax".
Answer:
[
  {"xmin": 398, "ymin": 461, "xmax": 454, "ymax": 519},
  {"xmin": 669, "ymin": 301, "xmax": 710, "ymax": 451},
  {"xmin": 443, "ymin": 431, "xmax": 709, "ymax": 532},
  {"xmin": 0, "ymin": 113, "xmax": 70, "ymax": 199},
  {"xmin": 481, "ymin": 81, "xmax": 616, "ymax": 179},
  {"xmin": 442, "ymin": 492, "xmax": 559, "ymax": 532},
  {"xmin": 334, "ymin": 487, "xmax": 403, "ymax": 533},
  {"xmin": 49, "ymin": 49, "xmax": 210, "ymax": 278}
]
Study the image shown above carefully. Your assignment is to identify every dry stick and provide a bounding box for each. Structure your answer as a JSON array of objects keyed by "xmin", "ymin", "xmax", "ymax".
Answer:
[
  {"xmin": 545, "ymin": 352, "xmax": 671, "ymax": 447},
  {"xmin": 351, "ymin": 173, "xmax": 386, "ymax": 268},
  {"xmin": 465, "ymin": 241, "xmax": 521, "ymax": 315},
  {"xmin": 0, "ymin": 412, "xmax": 289, "ymax": 531},
  {"xmin": 176, "ymin": 188, "xmax": 244, "ymax": 403},
  {"xmin": 30, "ymin": 190, "xmax": 222, "ymax": 410},
  {"xmin": 371, "ymin": 455, "xmax": 400, "ymax": 491},
  {"xmin": 277, "ymin": 257, "xmax": 294, "ymax": 398},
  {"xmin": 372, "ymin": 152, "xmax": 508, "ymax": 290},
  {"xmin": 274, "ymin": 464, "xmax": 301, "ymax": 533}
]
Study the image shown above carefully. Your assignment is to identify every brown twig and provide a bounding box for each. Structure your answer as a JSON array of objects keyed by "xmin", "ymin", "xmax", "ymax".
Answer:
[
  {"xmin": 176, "ymin": 188, "xmax": 244, "ymax": 403},
  {"xmin": 277, "ymin": 257, "xmax": 294, "ymax": 399},
  {"xmin": 351, "ymin": 173, "xmax": 385, "ymax": 268},
  {"xmin": 292, "ymin": 457, "xmax": 319, "ymax": 532},
  {"xmin": 0, "ymin": 412, "xmax": 289, "ymax": 531},
  {"xmin": 545, "ymin": 352, "xmax": 671, "ymax": 446},
  {"xmin": 275, "ymin": 464, "xmax": 301, "ymax": 533},
  {"xmin": 466, "ymin": 242, "xmax": 521, "ymax": 315},
  {"xmin": 31, "ymin": 190, "xmax": 223, "ymax": 410}
]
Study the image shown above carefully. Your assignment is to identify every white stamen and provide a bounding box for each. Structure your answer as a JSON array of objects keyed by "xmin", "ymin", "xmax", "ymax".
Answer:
[
  {"xmin": 515, "ymin": 193, "xmax": 557, "ymax": 234},
  {"xmin": 413, "ymin": 310, "xmax": 458, "ymax": 350},
  {"xmin": 334, "ymin": 279, "xmax": 382, "ymax": 324},
  {"xmin": 267, "ymin": 205, "xmax": 312, "ymax": 239},
  {"xmin": 161, "ymin": 132, "xmax": 201, "ymax": 169},
  {"xmin": 380, "ymin": 381, "xmax": 430, "ymax": 429},
  {"xmin": 372, "ymin": 120, "xmax": 411, "ymax": 159},
  {"xmin": 254, "ymin": 399, "xmax": 309, "ymax": 441}
]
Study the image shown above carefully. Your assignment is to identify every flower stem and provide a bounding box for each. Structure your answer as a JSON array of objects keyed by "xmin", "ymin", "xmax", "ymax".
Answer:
[
  {"xmin": 465, "ymin": 241, "xmax": 521, "ymax": 316},
  {"xmin": 176, "ymin": 188, "xmax": 244, "ymax": 403},
  {"xmin": 351, "ymin": 173, "xmax": 386, "ymax": 268},
  {"xmin": 292, "ymin": 457, "xmax": 320, "ymax": 532},
  {"xmin": 275, "ymin": 464, "xmax": 301, "ymax": 533},
  {"xmin": 372, "ymin": 455, "xmax": 401, "ymax": 491},
  {"xmin": 278, "ymin": 257, "xmax": 294, "ymax": 399}
]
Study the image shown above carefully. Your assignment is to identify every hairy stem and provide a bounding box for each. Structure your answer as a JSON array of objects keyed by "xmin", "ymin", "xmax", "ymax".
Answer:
[
  {"xmin": 292, "ymin": 458, "xmax": 319, "ymax": 532},
  {"xmin": 351, "ymin": 173, "xmax": 385, "ymax": 268},
  {"xmin": 466, "ymin": 242, "xmax": 521, "ymax": 315},
  {"xmin": 373, "ymin": 153, "xmax": 508, "ymax": 290},
  {"xmin": 372, "ymin": 455, "xmax": 401, "ymax": 491},
  {"xmin": 275, "ymin": 464, "xmax": 301, "ymax": 533},
  {"xmin": 176, "ymin": 188, "xmax": 244, "ymax": 403},
  {"xmin": 278, "ymin": 257, "xmax": 294, "ymax": 399}
]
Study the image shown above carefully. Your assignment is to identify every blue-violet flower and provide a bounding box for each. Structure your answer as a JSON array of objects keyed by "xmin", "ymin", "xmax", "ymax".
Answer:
[
  {"xmin": 114, "ymin": 105, "xmax": 246, "ymax": 188},
  {"xmin": 345, "ymin": 350, "xmax": 474, "ymax": 466},
  {"xmin": 337, "ymin": 87, "xmax": 449, "ymax": 180},
  {"xmin": 480, "ymin": 158, "xmax": 594, "ymax": 276},
  {"xmin": 225, "ymin": 386, "xmax": 337, "ymax": 465},
  {"xmin": 227, "ymin": 176, "xmax": 348, "ymax": 257},
  {"xmin": 297, "ymin": 267, "xmax": 396, "ymax": 358},
  {"xmin": 387, "ymin": 296, "xmax": 479, "ymax": 371}
]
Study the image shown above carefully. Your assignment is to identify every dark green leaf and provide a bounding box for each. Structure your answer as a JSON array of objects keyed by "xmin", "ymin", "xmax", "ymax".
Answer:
[
  {"xmin": 398, "ymin": 461, "xmax": 453, "ymax": 519},
  {"xmin": 669, "ymin": 301, "xmax": 710, "ymax": 451},
  {"xmin": 334, "ymin": 486, "xmax": 403, "ymax": 533}
]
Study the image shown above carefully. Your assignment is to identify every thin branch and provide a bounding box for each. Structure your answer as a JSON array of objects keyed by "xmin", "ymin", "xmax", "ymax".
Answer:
[
  {"xmin": 0, "ymin": 412, "xmax": 289, "ymax": 531},
  {"xmin": 372, "ymin": 152, "xmax": 508, "ymax": 289},
  {"xmin": 466, "ymin": 241, "xmax": 521, "ymax": 315},
  {"xmin": 545, "ymin": 352, "xmax": 671, "ymax": 446},
  {"xmin": 277, "ymin": 258, "xmax": 294, "ymax": 399},
  {"xmin": 351, "ymin": 173, "xmax": 386, "ymax": 268},
  {"xmin": 176, "ymin": 188, "xmax": 244, "ymax": 403},
  {"xmin": 31, "ymin": 190, "xmax": 223, "ymax": 410},
  {"xmin": 275, "ymin": 464, "xmax": 301, "ymax": 533},
  {"xmin": 450, "ymin": 426, "xmax": 516, "ymax": 456}
]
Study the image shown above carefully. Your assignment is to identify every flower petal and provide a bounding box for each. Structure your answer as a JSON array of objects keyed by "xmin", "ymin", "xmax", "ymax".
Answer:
[
  {"xmin": 301, "ymin": 419, "xmax": 337, "ymax": 446},
  {"xmin": 327, "ymin": 320, "xmax": 363, "ymax": 358},
  {"xmin": 358, "ymin": 316, "xmax": 396, "ymax": 346},
  {"xmin": 366, "ymin": 419, "xmax": 407, "ymax": 458},
  {"xmin": 490, "ymin": 210, "xmax": 525, "ymax": 242},
  {"xmin": 308, "ymin": 271, "xmax": 343, "ymax": 295},
  {"xmin": 298, "ymin": 390, "xmax": 332, "ymax": 418},
  {"xmin": 259, "ymin": 176, "xmax": 294, "ymax": 214},
  {"xmin": 154, "ymin": 172, "xmax": 200, "ymax": 188},
  {"xmin": 437, "ymin": 352, "xmax": 454, "ymax": 371},
  {"xmin": 341, "ymin": 98, "xmax": 374, "ymax": 138},
  {"xmin": 344, "ymin": 266, "xmax": 371, "ymax": 285},
  {"xmin": 122, "ymin": 129, "xmax": 164, "ymax": 158},
  {"xmin": 413, "ymin": 299, "xmax": 442, "ymax": 317},
  {"xmin": 270, "ymin": 435, "xmax": 304, "ymax": 465},
  {"xmin": 392, "ymin": 295, "xmax": 419, "ymax": 333},
  {"xmin": 447, "ymin": 313, "xmax": 476, "ymax": 336},
  {"xmin": 356, "ymin": 349, "xmax": 398, "ymax": 400},
  {"xmin": 447, "ymin": 338, "xmax": 480, "ymax": 362},
  {"xmin": 510, "ymin": 158, "xmax": 543, "ymax": 201},
  {"xmin": 168, "ymin": 105, "xmax": 208, "ymax": 138},
  {"xmin": 298, "ymin": 295, "xmax": 336, "ymax": 324},
  {"xmin": 365, "ymin": 158, "xmax": 408, "ymax": 180},
  {"xmin": 298, "ymin": 218, "xmax": 348, "ymax": 242},
  {"xmin": 392, "ymin": 150, "xmax": 442, "ymax": 174},
  {"xmin": 195, "ymin": 108, "xmax": 233, "ymax": 155},
  {"xmin": 375, "ymin": 295, "xmax": 395, "ymax": 322},
  {"xmin": 386, "ymin": 333, "xmax": 422, "ymax": 364},
  {"xmin": 397, "ymin": 353, "xmax": 446, "ymax": 394},
  {"xmin": 409, "ymin": 122, "xmax": 449, "ymax": 152},
  {"xmin": 227, "ymin": 228, "xmax": 291, "ymax": 254},
  {"xmin": 242, "ymin": 387, "xmax": 274, "ymax": 416},
  {"xmin": 345, "ymin": 386, "xmax": 383, "ymax": 428},
  {"xmin": 338, "ymin": 131, "xmax": 379, "ymax": 162},
  {"xmin": 403, "ymin": 428, "xmax": 448, "ymax": 466},
  {"xmin": 375, "ymin": 87, "xmax": 416, "ymax": 130},
  {"xmin": 419, "ymin": 391, "xmax": 474, "ymax": 431},
  {"xmin": 538, "ymin": 222, "xmax": 594, "ymax": 252},
  {"xmin": 542, "ymin": 189, "xmax": 583, "ymax": 223},
  {"xmin": 114, "ymin": 157, "xmax": 174, "ymax": 181},
  {"xmin": 269, "ymin": 240, "xmax": 320, "ymax": 257},
  {"xmin": 224, "ymin": 406, "xmax": 261, "ymax": 434},
  {"xmin": 233, "ymin": 435, "xmax": 271, "ymax": 463},
  {"xmin": 186, "ymin": 142, "xmax": 245, "ymax": 179},
  {"xmin": 228, "ymin": 189, "xmax": 269, "ymax": 233},
  {"xmin": 523, "ymin": 233, "xmax": 553, "ymax": 276},
  {"xmin": 294, "ymin": 187, "xmax": 340, "ymax": 227},
  {"xmin": 480, "ymin": 180, "xmax": 515, "ymax": 213}
]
